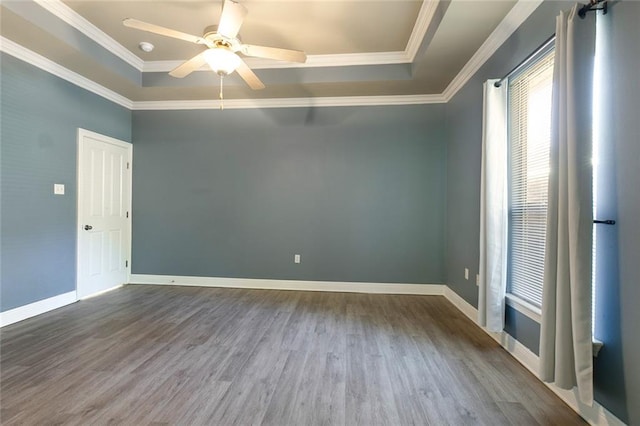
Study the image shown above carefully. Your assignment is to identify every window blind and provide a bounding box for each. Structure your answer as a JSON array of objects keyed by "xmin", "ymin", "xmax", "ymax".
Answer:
[{"xmin": 507, "ymin": 49, "xmax": 555, "ymax": 307}]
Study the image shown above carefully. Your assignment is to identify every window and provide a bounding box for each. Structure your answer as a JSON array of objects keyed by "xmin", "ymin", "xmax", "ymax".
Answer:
[{"xmin": 507, "ymin": 48, "xmax": 555, "ymax": 307}]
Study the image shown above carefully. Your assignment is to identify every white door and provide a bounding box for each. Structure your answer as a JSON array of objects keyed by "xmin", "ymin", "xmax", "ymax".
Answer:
[{"xmin": 77, "ymin": 129, "xmax": 132, "ymax": 299}]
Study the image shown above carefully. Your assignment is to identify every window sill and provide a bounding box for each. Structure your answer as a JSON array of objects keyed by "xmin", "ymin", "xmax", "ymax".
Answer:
[
  {"xmin": 593, "ymin": 339, "xmax": 604, "ymax": 357},
  {"xmin": 505, "ymin": 293, "xmax": 542, "ymax": 323}
]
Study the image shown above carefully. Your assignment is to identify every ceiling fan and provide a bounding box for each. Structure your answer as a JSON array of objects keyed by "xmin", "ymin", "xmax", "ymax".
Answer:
[{"xmin": 123, "ymin": 0, "xmax": 307, "ymax": 91}]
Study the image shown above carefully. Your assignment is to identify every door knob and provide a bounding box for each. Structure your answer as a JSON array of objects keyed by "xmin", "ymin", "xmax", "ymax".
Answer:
[{"xmin": 84, "ymin": 225, "xmax": 93, "ymax": 230}]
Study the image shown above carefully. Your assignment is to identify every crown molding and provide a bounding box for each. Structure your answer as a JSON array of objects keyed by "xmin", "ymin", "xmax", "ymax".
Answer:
[
  {"xmin": 442, "ymin": 0, "xmax": 543, "ymax": 102},
  {"xmin": 37, "ymin": 0, "xmax": 432, "ymax": 73},
  {"xmin": 405, "ymin": 0, "xmax": 440, "ymax": 61},
  {"xmin": 26, "ymin": 0, "xmax": 540, "ymax": 104},
  {"xmin": 3, "ymin": 0, "xmax": 541, "ymax": 112},
  {"xmin": 33, "ymin": 0, "xmax": 144, "ymax": 71},
  {"xmin": 2, "ymin": 35, "xmax": 443, "ymax": 110},
  {"xmin": 132, "ymin": 94, "xmax": 445, "ymax": 110},
  {"xmin": 0, "ymin": 36, "xmax": 133, "ymax": 109},
  {"xmin": 248, "ymin": 51, "xmax": 410, "ymax": 68},
  {"xmin": 143, "ymin": 51, "xmax": 409, "ymax": 73}
]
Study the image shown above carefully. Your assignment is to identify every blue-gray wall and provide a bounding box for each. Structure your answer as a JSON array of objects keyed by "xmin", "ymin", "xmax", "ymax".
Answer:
[
  {"xmin": 444, "ymin": 1, "xmax": 639, "ymax": 423},
  {"xmin": 131, "ymin": 105, "xmax": 447, "ymax": 284},
  {"xmin": 445, "ymin": 1, "xmax": 566, "ymax": 307},
  {"xmin": 0, "ymin": 53, "xmax": 131, "ymax": 312},
  {"xmin": 597, "ymin": 2, "xmax": 640, "ymax": 422}
]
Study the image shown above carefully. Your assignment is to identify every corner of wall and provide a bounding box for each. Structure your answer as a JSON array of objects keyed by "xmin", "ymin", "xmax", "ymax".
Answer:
[{"xmin": 442, "ymin": 284, "xmax": 626, "ymax": 426}]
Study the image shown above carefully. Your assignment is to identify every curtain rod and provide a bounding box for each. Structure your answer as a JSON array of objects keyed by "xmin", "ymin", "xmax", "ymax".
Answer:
[
  {"xmin": 493, "ymin": 0, "xmax": 607, "ymax": 88},
  {"xmin": 493, "ymin": 35, "xmax": 555, "ymax": 88},
  {"xmin": 578, "ymin": 0, "xmax": 608, "ymax": 18}
]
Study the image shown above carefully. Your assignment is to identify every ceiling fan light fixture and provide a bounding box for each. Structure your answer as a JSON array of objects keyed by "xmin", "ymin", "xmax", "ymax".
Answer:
[{"xmin": 203, "ymin": 48, "xmax": 241, "ymax": 76}]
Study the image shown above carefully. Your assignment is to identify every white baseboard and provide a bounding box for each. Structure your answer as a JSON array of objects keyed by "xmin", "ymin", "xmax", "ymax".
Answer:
[
  {"xmin": 442, "ymin": 286, "xmax": 625, "ymax": 426},
  {"xmin": 129, "ymin": 274, "xmax": 445, "ymax": 295},
  {"xmin": 0, "ymin": 291, "xmax": 77, "ymax": 327},
  {"xmin": 78, "ymin": 284, "xmax": 125, "ymax": 300},
  {"xmin": 443, "ymin": 286, "xmax": 480, "ymax": 322}
]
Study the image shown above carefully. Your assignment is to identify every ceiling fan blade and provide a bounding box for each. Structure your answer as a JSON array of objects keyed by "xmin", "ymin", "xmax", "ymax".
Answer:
[
  {"xmin": 169, "ymin": 51, "xmax": 208, "ymax": 78},
  {"xmin": 123, "ymin": 18, "xmax": 203, "ymax": 45},
  {"xmin": 235, "ymin": 59, "xmax": 265, "ymax": 90},
  {"xmin": 241, "ymin": 44, "xmax": 307, "ymax": 63},
  {"xmin": 217, "ymin": 0, "xmax": 247, "ymax": 39}
]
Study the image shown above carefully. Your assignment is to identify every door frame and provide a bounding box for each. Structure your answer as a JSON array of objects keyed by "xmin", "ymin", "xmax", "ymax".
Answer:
[{"xmin": 76, "ymin": 128, "xmax": 133, "ymax": 299}]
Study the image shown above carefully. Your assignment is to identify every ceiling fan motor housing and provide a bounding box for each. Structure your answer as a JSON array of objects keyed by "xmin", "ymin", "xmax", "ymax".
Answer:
[{"xmin": 203, "ymin": 25, "xmax": 242, "ymax": 52}]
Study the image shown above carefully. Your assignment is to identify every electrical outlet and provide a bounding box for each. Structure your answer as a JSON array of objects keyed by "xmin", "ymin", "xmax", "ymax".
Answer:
[
  {"xmin": 294, "ymin": 254, "xmax": 301, "ymax": 264},
  {"xmin": 54, "ymin": 184, "xmax": 65, "ymax": 195},
  {"xmin": 476, "ymin": 274, "xmax": 480, "ymax": 286},
  {"xmin": 464, "ymin": 268, "xmax": 469, "ymax": 280}
]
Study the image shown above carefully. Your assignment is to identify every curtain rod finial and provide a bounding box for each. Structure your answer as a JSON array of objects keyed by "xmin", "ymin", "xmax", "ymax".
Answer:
[{"xmin": 579, "ymin": 0, "xmax": 607, "ymax": 19}]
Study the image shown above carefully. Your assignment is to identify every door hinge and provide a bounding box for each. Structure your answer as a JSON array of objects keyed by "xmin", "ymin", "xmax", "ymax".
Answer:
[
  {"xmin": 127, "ymin": 162, "xmax": 130, "ymax": 170},
  {"xmin": 125, "ymin": 260, "xmax": 128, "ymax": 268},
  {"xmin": 126, "ymin": 211, "xmax": 129, "ymax": 218}
]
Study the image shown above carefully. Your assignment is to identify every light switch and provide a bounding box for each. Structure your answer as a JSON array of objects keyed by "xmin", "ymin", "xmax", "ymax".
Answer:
[
  {"xmin": 294, "ymin": 254, "xmax": 301, "ymax": 264},
  {"xmin": 54, "ymin": 184, "xmax": 65, "ymax": 195},
  {"xmin": 464, "ymin": 268, "xmax": 469, "ymax": 280}
]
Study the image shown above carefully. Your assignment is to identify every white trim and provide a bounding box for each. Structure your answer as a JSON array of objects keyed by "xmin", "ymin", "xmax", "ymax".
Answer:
[
  {"xmin": 0, "ymin": 37, "xmax": 440, "ymax": 110},
  {"xmin": 0, "ymin": 36, "xmax": 133, "ymax": 109},
  {"xmin": 1, "ymin": 0, "xmax": 542, "ymax": 110},
  {"xmin": 442, "ymin": 0, "xmax": 544, "ymax": 102},
  {"xmin": 442, "ymin": 286, "xmax": 626, "ymax": 426},
  {"xmin": 79, "ymin": 284, "xmax": 124, "ymax": 300},
  {"xmin": 77, "ymin": 128, "xmax": 133, "ymax": 150},
  {"xmin": 38, "ymin": 0, "xmax": 432, "ymax": 72},
  {"xmin": 250, "ymin": 51, "xmax": 410, "ymax": 68},
  {"xmin": 129, "ymin": 274, "xmax": 445, "ymax": 295},
  {"xmin": 131, "ymin": 94, "xmax": 445, "ymax": 110},
  {"xmin": 505, "ymin": 293, "xmax": 542, "ymax": 323},
  {"xmin": 443, "ymin": 285, "xmax": 479, "ymax": 322},
  {"xmin": 1, "ymin": 37, "xmax": 441, "ymax": 110},
  {"xmin": 142, "ymin": 60, "xmax": 199, "ymax": 73},
  {"xmin": 144, "ymin": 52, "xmax": 409, "ymax": 73},
  {"xmin": 0, "ymin": 291, "xmax": 77, "ymax": 327},
  {"xmin": 33, "ymin": 0, "xmax": 144, "ymax": 71},
  {"xmin": 405, "ymin": 0, "xmax": 440, "ymax": 61},
  {"xmin": 10, "ymin": 0, "xmax": 543, "ymax": 108},
  {"xmin": 498, "ymin": 330, "xmax": 541, "ymax": 375},
  {"xmin": 593, "ymin": 339, "xmax": 604, "ymax": 358}
]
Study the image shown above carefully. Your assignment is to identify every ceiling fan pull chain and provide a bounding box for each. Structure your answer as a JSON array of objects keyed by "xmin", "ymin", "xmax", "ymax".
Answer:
[{"xmin": 219, "ymin": 75, "xmax": 224, "ymax": 110}]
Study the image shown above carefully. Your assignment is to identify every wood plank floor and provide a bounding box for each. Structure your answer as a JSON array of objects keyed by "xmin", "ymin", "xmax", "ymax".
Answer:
[{"xmin": 0, "ymin": 285, "xmax": 585, "ymax": 425}]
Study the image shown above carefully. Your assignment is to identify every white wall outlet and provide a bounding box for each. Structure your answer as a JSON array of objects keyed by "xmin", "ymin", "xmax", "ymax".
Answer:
[
  {"xmin": 54, "ymin": 184, "xmax": 65, "ymax": 195},
  {"xmin": 476, "ymin": 274, "xmax": 480, "ymax": 286},
  {"xmin": 464, "ymin": 268, "xmax": 469, "ymax": 280},
  {"xmin": 294, "ymin": 254, "xmax": 301, "ymax": 264}
]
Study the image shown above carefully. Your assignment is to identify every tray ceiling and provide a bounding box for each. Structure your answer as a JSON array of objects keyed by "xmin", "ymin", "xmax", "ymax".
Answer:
[{"xmin": 0, "ymin": 0, "xmax": 521, "ymax": 105}]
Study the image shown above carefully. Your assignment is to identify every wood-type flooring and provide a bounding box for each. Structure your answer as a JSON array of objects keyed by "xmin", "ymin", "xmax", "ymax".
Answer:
[{"xmin": 0, "ymin": 285, "xmax": 586, "ymax": 425}]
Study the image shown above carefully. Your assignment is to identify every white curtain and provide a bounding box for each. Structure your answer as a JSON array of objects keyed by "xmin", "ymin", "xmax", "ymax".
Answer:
[
  {"xmin": 539, "ymin": 4, "xmax": 595, "ymax": 406},
  {"xmin": 478, "ymin": 79, "xmax": 509, "ymax": 333}
]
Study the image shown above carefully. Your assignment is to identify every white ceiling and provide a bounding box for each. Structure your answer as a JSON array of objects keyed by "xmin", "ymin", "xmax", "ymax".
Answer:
[{"xmin": 0, "ymin": 0, "xmax": 536, "ymax": 106}]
